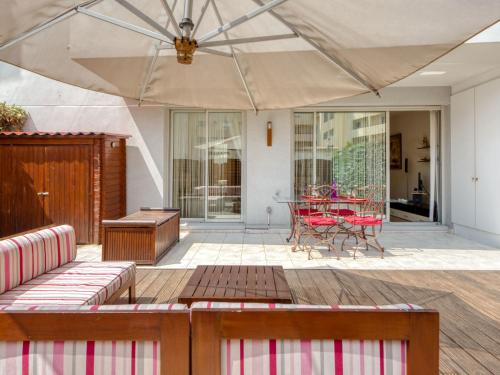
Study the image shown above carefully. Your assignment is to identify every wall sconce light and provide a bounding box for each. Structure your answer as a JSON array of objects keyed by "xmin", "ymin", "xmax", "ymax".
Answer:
[
  {"xmin": 110, "ymin": 141, "xmax": 119, "ymax": 148},
  {"xmin": 266, "ymin": 121, "xmax": 272, "ymax": 147}
]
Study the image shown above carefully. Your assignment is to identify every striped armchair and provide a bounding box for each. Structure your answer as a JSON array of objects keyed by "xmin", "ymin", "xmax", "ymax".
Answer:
[
  {"xmin": 0, "ymin": 304, "xmax": 190, "ymax": 375},
  {"xmin": 191, "ymin": 302, "xmax": 439, "ymax": 375},
  {"xmin": 0, "ymin": 225, "xmax": 136, "ymax": 306}
]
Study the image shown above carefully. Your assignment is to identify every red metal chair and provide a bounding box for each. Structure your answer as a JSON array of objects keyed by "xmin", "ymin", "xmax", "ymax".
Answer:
[
  {"xmin": 291, "ymin": 202, "xmax": 340, "ymax": 260},
  {"xmin": 341, "ymin": 185, "xmax": 385, "ymax": 259},
  {"xmin": 286, "ymin": 202, "xmax": 318, "ymax": 242}
]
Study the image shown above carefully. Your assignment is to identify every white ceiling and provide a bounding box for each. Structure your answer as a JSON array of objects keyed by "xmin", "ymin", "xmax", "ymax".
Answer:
[{"xmin": 393, "ymin": 22, "xmax": 500, "ymax": 87}]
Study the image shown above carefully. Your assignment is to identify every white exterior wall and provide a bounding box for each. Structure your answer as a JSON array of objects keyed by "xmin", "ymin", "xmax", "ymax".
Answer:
[
  {"xmin": 0, "ymin": 63, "xmax": 166, "ymax": 214},
  {"xmin": 245, "ymin": 110, "xmax": 292, "ymax": 227},
  {"xmin": 1, "ymin": 62, "xmax": 452, "ymax": 227},
  {"xmin": 450, "ymin": 74, "xmax": 500, "ymax": 246}
]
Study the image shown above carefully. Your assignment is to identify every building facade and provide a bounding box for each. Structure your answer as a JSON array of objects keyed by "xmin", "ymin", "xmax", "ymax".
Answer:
[{"xmin": 1, "ymin": 59, "xmax": 500, "ymax": 246}]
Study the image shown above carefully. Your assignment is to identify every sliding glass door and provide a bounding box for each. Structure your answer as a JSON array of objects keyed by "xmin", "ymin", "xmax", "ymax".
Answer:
[
  {"xmin": 172, "ymin": 112, "xmax": 206, "ymax": 218},
  {"xmin": 294, "ymin": 111, "xmax": 386, "ymax": 203},
  {"xmin": 172, "ymin": 111, "xmax": 243, "ymax": 221},
  {"xmin": 207, "ymin": 113, "xmax": 242, "ymax": 219}
]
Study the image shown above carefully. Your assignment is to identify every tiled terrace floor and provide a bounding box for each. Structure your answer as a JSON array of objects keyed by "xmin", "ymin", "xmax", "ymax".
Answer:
[{"xmin": 77, "ymin": 228, "xmax": 500, "ymax": 270}]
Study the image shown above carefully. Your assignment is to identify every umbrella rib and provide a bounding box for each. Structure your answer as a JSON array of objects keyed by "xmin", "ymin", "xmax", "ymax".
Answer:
[
  {"xmin": 159, "ymin": 0, "xmax": 182, "ymax": 37},
  {"xmin": 198, "ymin": 0, "xmax": 289, "ymax": 44},
  {"xmin": 232, "ymin": 51, "xmax": 258, "ymax": 113},
  {"xmin": 191, "ymin": 0, "xmax": 211, "ymax": 38},
  {"xmin": 115, "ymin": 0, "xmax": 177, "ymax": 41},
  {"xmin": 139, "ymin": 0, "xmax": 180, "ymax": 104},
  {"xmin": 0, "ymin": 0, "xmax": 103, "ymax": 51},
  {"xmin": 250, "ymin": 0, "xmax": 381, "ymax": 97},
  {"xmin": 198, "ymin": 47, "xmax": 232, "ymax": 58},
  {"xmin": 210, "ymin": 0, "xmax": 258, "ymax": 112},
  {"xmin": 77, "ymin": 7, "xmax": 172, "ymax": 43},
  {"xmin": 139, "ymin": 49, "xmax": 160, "ymax": 104},
  {"xmin": 199, "ymin": 33, "xmax": 297, "ymax": 48}
]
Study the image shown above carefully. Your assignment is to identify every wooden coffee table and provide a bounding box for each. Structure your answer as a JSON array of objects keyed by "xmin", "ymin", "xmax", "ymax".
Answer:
[{"xmin": 178, "ymin": 265, "xmax": 294, "ymax": 306}]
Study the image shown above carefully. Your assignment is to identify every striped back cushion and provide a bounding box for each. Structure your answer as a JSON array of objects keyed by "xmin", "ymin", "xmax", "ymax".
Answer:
[
  {"xmin": 0, "ymin": 340, "xmax": 159, "ymax": 375},
  {"xmin": 0, "ymin": 225, "xmax": 77, "ymax": 293},
  {"xmin": 222, "ymin": 339, "xmax": 407, "ymax": 375}
]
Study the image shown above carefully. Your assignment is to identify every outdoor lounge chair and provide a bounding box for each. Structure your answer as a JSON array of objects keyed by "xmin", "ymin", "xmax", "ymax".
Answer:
[
  {"xmin": 191, "ymin": 302, "xmax": 439, "ymax": 375},
  {"xmin": 0, "ymin": 304, "xmax": 190, "ymax": 375}
]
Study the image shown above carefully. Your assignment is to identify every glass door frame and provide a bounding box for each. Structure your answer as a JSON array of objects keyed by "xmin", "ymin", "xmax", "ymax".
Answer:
[
  {"xmin": 292, "ymin": 106, "xmax": 444, "ymax": 223},
  {"xmin": 168, "ymin": 109, "xmax": 246, "ymax": 223}
]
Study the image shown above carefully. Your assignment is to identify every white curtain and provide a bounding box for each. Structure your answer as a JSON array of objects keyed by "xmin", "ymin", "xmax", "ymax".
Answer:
[
  {"xmin": 172, "ymin": 112, "xmax": 206, "ymax": 218},
  {"xmin": 172, "ymin": 111, "xmax": 242, "ymax": 219},
  {"xmin": 294, "ymin": 112, "xmax": 314, "ymax": 197}
]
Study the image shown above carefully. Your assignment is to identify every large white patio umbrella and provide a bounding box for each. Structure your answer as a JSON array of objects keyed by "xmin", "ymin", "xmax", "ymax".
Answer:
[{"xmin": 1, "ymin": 0, "xmax": 499, "ymax": 110}]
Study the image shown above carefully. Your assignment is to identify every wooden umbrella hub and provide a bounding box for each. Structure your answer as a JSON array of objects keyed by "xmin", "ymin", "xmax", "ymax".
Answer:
[{"xmin": 174, "ymin": 37, "xmax": 198, "ymax": 64}]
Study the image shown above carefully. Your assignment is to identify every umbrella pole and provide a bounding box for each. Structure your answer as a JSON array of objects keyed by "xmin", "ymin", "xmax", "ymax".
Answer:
[{"xmin": 180, "ymin": 0, "xmax": 194, "ymax": 38}]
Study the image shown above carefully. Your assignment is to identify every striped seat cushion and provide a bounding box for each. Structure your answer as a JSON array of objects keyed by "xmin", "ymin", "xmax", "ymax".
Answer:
[
  {"xmin": 0, "ymin": 225, "xmax": 77, "ymax": 294},
  {"xmin": 0, "ymin": 261, "xmax": 135, "ymax": 306},
  {"xmin": 193, "ymin": 302, "xmax": 421, "ymax": 375},
  {"xmin": 0, "ymin": 304, "xmax": 187, "ymax": 375},
  {"xmin": 191, "ymin": 302, "xmax": 422, "ymax": 311},
  {"xmin": 0, "ymin": 304, "xmax": 187, "ymax": 312}
]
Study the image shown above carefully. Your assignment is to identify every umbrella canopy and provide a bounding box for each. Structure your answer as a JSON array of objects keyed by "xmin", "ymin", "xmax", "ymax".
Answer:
[{"xmin": 1, "ymin": 0, "xmax": 499, "ymax": 110}]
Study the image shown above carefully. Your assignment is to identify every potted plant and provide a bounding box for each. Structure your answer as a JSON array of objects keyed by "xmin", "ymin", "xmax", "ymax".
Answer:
[{"xmin": 0, "ymin": 102, "xmax": 28, "ymax": 131}]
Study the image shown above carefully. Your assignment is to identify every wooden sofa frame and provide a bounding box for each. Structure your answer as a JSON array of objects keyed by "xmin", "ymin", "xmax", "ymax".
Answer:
[
  {"xmin": 0, "ymin": 225, "xmax": 136, "ymax": 304},
  {"xmin": 0, "ymin": 308, "xmax": 190, "ymax": 375},
  {"xmin": 106, "ymin": 274, "xmax": 136, "ymax": 304},
  {"xmin": 191, "ymin": 307, "xmax": 439, "ymax": 375}
]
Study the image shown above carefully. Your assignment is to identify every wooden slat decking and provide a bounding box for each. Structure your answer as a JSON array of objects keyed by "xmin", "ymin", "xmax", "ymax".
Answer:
[{"xmin": 117, "ymin": 269, "xmax": 500, "ymax": 375}]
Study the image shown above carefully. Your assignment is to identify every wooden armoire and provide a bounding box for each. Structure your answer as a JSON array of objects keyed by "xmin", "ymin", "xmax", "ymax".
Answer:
[{"xmin": 0, "ymin": 132, "xmax": 128, "ymax": 244}]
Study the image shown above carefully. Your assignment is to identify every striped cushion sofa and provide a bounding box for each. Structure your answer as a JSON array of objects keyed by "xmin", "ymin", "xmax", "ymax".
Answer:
[
  {"xmin": 0, "ymin": 225, "xmax": 136, "ymax": 306},
  {"xmin": 0, "ymin": 302, "xmax": 439, "ymax": 375}
]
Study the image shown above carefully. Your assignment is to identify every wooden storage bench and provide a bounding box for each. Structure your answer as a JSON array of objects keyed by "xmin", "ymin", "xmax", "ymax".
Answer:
[{"xmin": 102, "ymin": 208, "xmax": 180, "ymax": 265}]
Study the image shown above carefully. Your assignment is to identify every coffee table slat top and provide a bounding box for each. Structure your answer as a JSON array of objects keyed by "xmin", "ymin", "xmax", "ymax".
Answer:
[{"xmin": 178, "ymin": 265, "xmax": 293, "ymax": 306}]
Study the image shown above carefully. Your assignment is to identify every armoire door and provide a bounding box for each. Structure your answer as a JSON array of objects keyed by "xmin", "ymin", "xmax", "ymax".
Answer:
[
  {"xmin": 450, "ymin": 88, "xmax": 476, "ymax": 228},
  {"xmin": 44, "ymin": 145, "xmax": 92, "ymax": 243},
  {"xmin": 0, "ymin": 145, "xmax": 47, "ymax": 236},
  {"xmin": 475, "ymin": 79, "xmax": 500, "ymax": 234}
]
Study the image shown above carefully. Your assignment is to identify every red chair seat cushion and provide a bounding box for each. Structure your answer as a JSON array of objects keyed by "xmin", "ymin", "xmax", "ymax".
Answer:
[
  {"xmin": 303, "ymin": 216, "xmax": 337, "ymax": 227},
  {"xmin": 295, "ymin": 208, "xmax": 318, "ymax": 216},
  {"xmin": 344, "ymin": 216, "xmax": 382, "ymax": 226},
  {"xmin": 328, "ymin": 208, "xmax": 355, "ymax": 217}
]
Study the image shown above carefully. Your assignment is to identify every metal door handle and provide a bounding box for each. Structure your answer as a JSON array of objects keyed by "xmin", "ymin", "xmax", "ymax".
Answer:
[
  {"xmin": 37, "ymin": 192, "xmax": 49, "ymax": 196},
  {"xmin": 475, "ymin": 177, "xmax": 479, "ymax": 182}
]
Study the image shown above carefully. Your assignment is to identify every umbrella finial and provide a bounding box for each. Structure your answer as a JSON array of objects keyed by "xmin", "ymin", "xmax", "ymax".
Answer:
[{"xmin": 174, "ymin": 37, "xmax": 198, "ymax": 64}]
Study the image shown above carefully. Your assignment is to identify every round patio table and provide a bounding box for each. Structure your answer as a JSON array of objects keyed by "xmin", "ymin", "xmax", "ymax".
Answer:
[{"xmin": 276, "ymin": 196, "xmax": 368, "ymax": 242}]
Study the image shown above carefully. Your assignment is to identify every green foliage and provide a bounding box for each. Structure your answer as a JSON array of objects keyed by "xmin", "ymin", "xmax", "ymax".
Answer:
[
  {"xmin": 0, "ymin": 102, "xmax": 28, "ymax": 131},
  {"xmin": 333, "ymin": 136, "xmax": 386, "ymax": 196}
]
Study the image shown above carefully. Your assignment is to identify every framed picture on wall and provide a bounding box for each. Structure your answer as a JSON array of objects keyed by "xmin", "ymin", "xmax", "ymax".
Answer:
[{"xmin": 390, "ymin": 133, "xmax": 402, "ymax": 169}]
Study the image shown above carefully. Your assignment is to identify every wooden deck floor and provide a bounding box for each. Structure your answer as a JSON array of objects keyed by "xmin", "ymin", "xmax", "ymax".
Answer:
[{"xmin": 118, "ymin": 269, "xmax": 500, "ymax": 374}]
